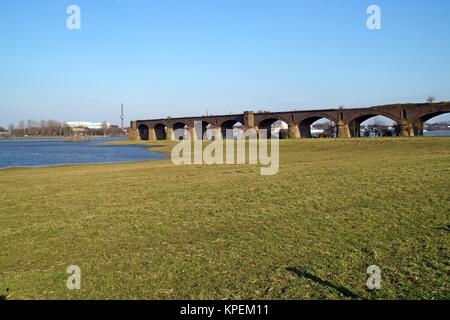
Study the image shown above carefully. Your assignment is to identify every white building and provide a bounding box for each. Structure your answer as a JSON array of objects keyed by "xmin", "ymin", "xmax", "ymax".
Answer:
[{"xmin": 65, "ymin": 121, "xmax": 110, "ymax": 129}]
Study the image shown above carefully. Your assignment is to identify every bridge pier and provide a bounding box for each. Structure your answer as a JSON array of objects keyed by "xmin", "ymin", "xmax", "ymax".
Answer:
[
  {"xmin": 243, "ymin": 126, "xmax": 258, "ymax": 139},
  {"xmin": 128, "ymin": 121, "xmax": 141, "ymax": 141},
  {"xmin": 244, "ymin": 111, "xmax": 255, "ymax": 128},
  {"xmin": 188, "ymin": 127, "xmax": 197, "ymax": 140},
  {"xmin": 337, "ymin": 121, "xmax": 351, "ymax": 138},
  {"xmin": 166, "ymin": 127, "xmax": 174, "ymax": 140},
  {"xmin": 288, "ymin": 124, "xmax": 300, "ymax": 139},
  {"xmin": 148, "ymin": 127, "xmax": 157, "ymax": 140},
  {"xmin": 212, "ymin": 126, "xmax": 223, "ymax": 140},
  {"xmin": 400, "ymin": 121, "xmax": 414, "ymax": 137}
]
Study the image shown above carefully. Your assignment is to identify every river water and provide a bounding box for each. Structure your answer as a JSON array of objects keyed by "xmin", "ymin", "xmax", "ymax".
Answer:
[
  {"xmin": 424, "ymin": 131, "xmax": 450, "ymax": 137},
  {"xmin": 0, "ymin": 138, "xmax": 166, "ymax": 169}
]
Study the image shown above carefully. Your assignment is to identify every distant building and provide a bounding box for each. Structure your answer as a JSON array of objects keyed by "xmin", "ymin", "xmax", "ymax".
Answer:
[{"xmin": 65, "ymin": 121, "xmax": 110, "ymax": 130}]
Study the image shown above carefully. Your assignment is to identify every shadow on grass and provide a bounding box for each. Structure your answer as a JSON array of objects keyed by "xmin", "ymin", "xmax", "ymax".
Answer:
[
  {"xmin": 286, "ymin": 267, "xmax": 360, "ymax": 299},
  {"xmin": 0, "ymin": 295, "xmax": 6, "ymax": 301},
  {"xmin": 436, "ymin": 225, "xmax": 450, "ymax": 232}
]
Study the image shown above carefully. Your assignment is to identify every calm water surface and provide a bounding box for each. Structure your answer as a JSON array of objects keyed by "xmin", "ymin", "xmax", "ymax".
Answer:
[
  {"xmin": 0, "ymin": 138, "xmax": 166, "ymax": 169},
  {"xmin": 424, "ymin": 131, "xmax": 450, "ymax": 137}
]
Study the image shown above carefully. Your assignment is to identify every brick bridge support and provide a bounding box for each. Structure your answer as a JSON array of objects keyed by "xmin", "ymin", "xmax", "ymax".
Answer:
[
  {"xmin": 128, "ymin": 121, "xmax": 140, "ymax": 140},
  {"xmin": 288, "ymin": 124, "xmax": 301, "ymax": 139},
  {"xmin": 148, "ymin": 127, "xmax": 157, "ymax": 140},
  {"xmin": 337, "ymin": 120, "xmax": 351, "ymax": 138}
]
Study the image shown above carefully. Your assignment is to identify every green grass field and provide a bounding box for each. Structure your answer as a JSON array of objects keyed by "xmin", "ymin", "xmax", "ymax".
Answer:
[{"xmin": 0, "ymin": 138, "xmax": 449, "ymax": 300}]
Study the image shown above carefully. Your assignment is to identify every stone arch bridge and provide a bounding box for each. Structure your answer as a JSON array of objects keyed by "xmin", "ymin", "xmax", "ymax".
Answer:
[{"xmin": 129, "ymin": 102, "xmax": 450, "ymax": 140}]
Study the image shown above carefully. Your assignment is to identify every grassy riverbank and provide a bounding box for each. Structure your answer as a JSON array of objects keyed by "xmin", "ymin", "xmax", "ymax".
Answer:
[{"xmin": 0, "ymin": 138, "xmax": 449, "ymax": 300}]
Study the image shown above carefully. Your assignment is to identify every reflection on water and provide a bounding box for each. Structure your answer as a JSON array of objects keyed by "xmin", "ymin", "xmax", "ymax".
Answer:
[
  {"xmin": 0, "ymin": 138, "xmax": 166, "ymax": 169},
  {"xmin": 424, "ymin": 131, "xmax": 450, "ymax": 137}
]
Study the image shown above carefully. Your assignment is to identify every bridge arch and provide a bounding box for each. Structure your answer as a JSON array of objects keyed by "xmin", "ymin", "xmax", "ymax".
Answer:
[
  {"xmin": 138, "ymin": 124, "xmax": 149, "ymax": 141},
  {"xmin": 154, "ymin": 123, "xmax": 166, "ymax": 140},
  {"xmin": 257, "ymin": 117, "xmax": 289, "ymax": 139},
  {"xmin": 172, "ymin": 122, "xmax": 189, "ymax": 140},
  {"xmin": 412, "ymin": 111, "xmax": 450, "ymax": 136},
  {"xmin": 347, "ymin": 113, "xmax": 399, "ymax": 137},
  {"xmin": 298, "ymin": 115, "xmax": 337, "ymax": 138},
  {"xmin": 220, "ymin": 119, "xmax": 244, "ymax": 139},
  {"xmin": 255, "ymin": 114, "xmax": 291, "ymax": 126},
  {"xmin": 195, "ymin": 120, "xmax": 212, "ymax": 140}
]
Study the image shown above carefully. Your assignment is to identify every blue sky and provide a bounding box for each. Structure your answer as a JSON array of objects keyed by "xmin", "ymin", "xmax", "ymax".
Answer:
[{"xmin": 1, "ymin": 0, "xmax": 450, "ymax": 127}]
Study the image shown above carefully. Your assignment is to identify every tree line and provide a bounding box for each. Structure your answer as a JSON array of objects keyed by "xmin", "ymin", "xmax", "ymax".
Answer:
[
  {"xmin": 5, "ymin": 120, "xmax": 126, "ymax": 137},
  {"xmin": 7, "ymin": 120, "xmax": 65, "ymax": 137}
]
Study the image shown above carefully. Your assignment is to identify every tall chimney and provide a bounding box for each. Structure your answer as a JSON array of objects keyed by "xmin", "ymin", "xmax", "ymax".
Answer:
[{"xmin": 120, "ymin": 103, "xmax": 125, "ymax": 130}]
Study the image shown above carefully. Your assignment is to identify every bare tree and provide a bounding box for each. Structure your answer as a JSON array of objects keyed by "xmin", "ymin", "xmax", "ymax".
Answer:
[
  {"xmin": 321, "ymin": 121, "xmax": 336, "ymax": 138},
  {"xmin": 427, "ymin": 96, "xmax": 436, "ymax": 104},
  {"xmin": 8, "ymin": 119, "xmax": 64, "ymax": 137}
]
